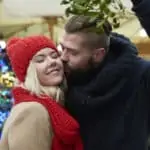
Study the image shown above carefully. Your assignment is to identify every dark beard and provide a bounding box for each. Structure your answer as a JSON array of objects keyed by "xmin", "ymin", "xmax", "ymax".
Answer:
[
  {"xmin": 64, "ymin": 52, "xmax": 110, "ymax": 86},
  {"xmin": 65, "ymin": 59, "xmax": 102, "ymax": 86}
]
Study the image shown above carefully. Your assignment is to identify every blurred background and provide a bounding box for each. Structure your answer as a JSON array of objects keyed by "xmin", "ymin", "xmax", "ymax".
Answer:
[{"xmin": 0, "ymin": 0, "xmax": 149, "ymax": 137}]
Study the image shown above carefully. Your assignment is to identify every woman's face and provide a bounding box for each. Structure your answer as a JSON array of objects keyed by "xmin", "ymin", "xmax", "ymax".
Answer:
[{"xmin": 33, "ymin": 48, "xmax": 64, "ymax": 86}]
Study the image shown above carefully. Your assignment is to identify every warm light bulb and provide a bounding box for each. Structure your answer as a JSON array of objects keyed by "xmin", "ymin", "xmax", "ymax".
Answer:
[{"xmin": 0, "ymin": 40, "xmax": 6, "ymax": 49}]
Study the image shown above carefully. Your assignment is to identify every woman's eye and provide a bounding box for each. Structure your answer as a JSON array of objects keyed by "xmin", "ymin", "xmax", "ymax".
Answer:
[
  {"xmin": 37, "ymin": 59, "xmax": 44, "ymax": 63},
  {"xmin": 35, "ymin": 56, "xmax": 45, "ymax": 63}
]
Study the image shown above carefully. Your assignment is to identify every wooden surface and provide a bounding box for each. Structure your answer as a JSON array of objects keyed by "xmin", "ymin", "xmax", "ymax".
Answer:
[{"xmin": 133, "ymin": 37, "xmax": 150, "ymax": 59}]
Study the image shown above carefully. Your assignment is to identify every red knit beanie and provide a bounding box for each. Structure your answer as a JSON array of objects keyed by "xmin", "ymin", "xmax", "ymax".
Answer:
[{"xmin": 6, "ymin": 35, "xmax": 58, "ymax": 82}]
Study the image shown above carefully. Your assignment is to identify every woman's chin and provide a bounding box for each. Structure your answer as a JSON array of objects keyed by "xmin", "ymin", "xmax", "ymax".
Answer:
[{"xmin": 41, "ymin": 76, "xmax": 64, "ymax": 87}]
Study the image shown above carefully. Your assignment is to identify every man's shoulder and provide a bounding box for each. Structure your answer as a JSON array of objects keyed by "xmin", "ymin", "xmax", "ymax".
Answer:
[
  {"xmin": 138, "ymin": 58, "xmax": 150, "ymax": 73},
  {"xmin": 110, "ymin": 32, "xmax": 138, "ymax": 52},
  {"xmin": 138, "ymin": 59, "xmax": 150, "ymax": 88}
]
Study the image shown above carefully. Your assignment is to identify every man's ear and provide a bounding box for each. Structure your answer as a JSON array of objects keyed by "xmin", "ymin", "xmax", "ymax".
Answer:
[{"xmin": 92, "ymin": 48, "xmax": 106, "ymax": 63}]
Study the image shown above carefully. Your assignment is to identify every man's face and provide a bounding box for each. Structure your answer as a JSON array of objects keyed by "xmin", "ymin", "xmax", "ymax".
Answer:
[{"xmin": 60, "ymin": 32, "xmax": 96, "ymax": 75}]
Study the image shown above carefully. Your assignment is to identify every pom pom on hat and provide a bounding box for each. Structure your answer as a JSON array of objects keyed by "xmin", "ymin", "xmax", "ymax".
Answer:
[{"xmin": 6, "ymin": 35, "xmax": 58, "ymax": 82}]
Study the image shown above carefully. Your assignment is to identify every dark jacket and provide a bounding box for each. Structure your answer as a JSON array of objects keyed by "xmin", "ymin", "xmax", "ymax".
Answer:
[
  {"xmin": 65, "ymin": 1, "xmax": 150, "ymax": 150},
  {"xmin": 65, "ymin": 33, "xmax": 150, "ymax": 150},
  {"xmin": 132, "ymin": 0, "xmax": 150, "ymax": 36}
]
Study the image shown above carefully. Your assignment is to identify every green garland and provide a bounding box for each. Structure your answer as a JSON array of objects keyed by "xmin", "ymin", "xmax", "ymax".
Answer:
[{"xmin": 61, "ymin": 0, "xmax": 132, "ymax": 33}]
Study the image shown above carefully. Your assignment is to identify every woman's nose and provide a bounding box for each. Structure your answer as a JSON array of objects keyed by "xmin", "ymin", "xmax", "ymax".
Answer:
[{"xmin": 47, "ymin": 57, "xmax": 57, "ymax": 67}]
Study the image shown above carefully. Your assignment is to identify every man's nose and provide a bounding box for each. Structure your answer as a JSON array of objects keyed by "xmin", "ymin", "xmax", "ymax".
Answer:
[{"xmin": 61, "ymin": 50, "xmax": 69, "ymax": 62}]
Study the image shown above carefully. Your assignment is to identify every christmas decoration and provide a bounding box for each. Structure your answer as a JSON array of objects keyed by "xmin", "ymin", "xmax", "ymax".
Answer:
[
  {"xmin": 0, "ymin": 40, "xmax": 14, "ymax": 138},
  {"xmin": 61, "ymin": 0, "xmax": 133, "ymax": 33}
]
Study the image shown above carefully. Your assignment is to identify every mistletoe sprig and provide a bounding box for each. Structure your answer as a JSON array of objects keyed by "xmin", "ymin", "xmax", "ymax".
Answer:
[{"xmin": 61, "ymin": 0, "xmax": 132, "ymax": 33}]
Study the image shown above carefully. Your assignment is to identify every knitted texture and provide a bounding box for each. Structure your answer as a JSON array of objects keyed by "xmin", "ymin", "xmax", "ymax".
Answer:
[
  {"xmin": 6, "ymin": 36, "xmax": 58, "ymax": 82},
  {"xmin": 12, "ymin": 87, "xmax": 83, "ymax": 150}
]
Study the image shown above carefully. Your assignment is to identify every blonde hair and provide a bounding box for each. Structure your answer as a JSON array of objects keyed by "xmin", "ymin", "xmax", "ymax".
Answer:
[{"xmin": 15, "ymin": 62, "xmax": 66, "ymax": 104}]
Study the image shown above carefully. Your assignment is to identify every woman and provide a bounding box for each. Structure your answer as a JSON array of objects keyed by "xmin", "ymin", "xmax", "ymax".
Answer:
[{"xmin": 0, "ymin": 36, "xmax": 83, "ymax": 150}]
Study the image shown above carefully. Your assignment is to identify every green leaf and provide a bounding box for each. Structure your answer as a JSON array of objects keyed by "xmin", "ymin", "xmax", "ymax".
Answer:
[
  {"xmin": 96, "ymin": 21, "xmax": 104, "ymax": 28},
  {"xmin": 65, "ymin": 7, "xmax": 72, "ymax": 16},
  {"xmin": 73, "ymin": 3, "xmax": 87, "ymax": 11},
  {"xmin": 61, "ymin": 0, "xmax": 70, "ymax": 5},
  {"xmin": 113, "ymin": 22, "xmax": 120, "ymax": 28},
  {"xmin": 89, "ymin": 16, "xmax": 98, "ymax": 24},
  {"xmin": 118, "ymin": 1, "xmax": 124, "ymax": 9},
  {"xmin": 109, "ymin": 12, "xmax": 116, "ymax": 17},
  {"xmin": 85, "ymin": 11, "xmax": 99, "ymax": 16},
  {"xmin": 105, "ymin": 0, "xmax": 111, "ymax": 3},
  {"xmin": 100, "ymin": 1, "xmax": 107, "ymax": 9},
  {"xmin": 62, "ymin": 0, "xmax": 129, "ymax": 31},
  {"xmin": 113, "ymin": 17, "xmax": 117, "ymax": 23},
  {"xmin": 103, "ymin": 6, "xmax": 110, "ymax": 14},
  {"xmin": 73, "ymin": 0, "xmax": 87, "ymax": 4}
]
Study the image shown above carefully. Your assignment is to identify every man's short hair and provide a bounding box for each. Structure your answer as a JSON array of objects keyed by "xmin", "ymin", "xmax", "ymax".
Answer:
[{"xmin": 65, "ymin": 15, "xmax": 112, "ymax": 50}]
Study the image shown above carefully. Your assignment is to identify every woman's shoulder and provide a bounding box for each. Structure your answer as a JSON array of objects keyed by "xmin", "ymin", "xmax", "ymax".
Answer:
[
  {"xmin": 2, "ymin": 101, "xmax": 51, "ymax": 139},
  {"xmin": 10, "ymin": 102, "xmax": 49, "ymax": 122},
  {"xmin": 1, "ymin": 102, "xmax": 52, "ymax": 150}
]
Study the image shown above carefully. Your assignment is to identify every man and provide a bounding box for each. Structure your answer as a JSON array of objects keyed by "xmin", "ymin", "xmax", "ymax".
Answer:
[{"xmin": 60, "ymin": 0, "xmax": 150, "ymax": 150}]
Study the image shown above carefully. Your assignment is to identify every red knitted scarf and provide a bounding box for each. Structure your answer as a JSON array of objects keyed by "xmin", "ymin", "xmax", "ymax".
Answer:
[{"xmin": 12, "ymin": 87, "xmax": 83, "ymax": 150}]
